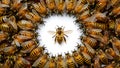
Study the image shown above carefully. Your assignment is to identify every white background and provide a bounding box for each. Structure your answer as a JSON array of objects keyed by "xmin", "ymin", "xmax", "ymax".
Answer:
[{"xmin": 37, "ymin": 14, "xmax": 82, "ymax": 56}]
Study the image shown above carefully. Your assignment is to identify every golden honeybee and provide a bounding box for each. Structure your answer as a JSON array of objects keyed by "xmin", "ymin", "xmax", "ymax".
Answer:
[
  {"xmin": 12, "ymin": 34, "xmax": 34, "ymax": 47},
  {"xmin": 56, "ymin": 0, "xmax": 65, "ymax": 14},
  {"xmin": 30, "ymin": 46, "xmax": 45, "ymax": 60},
  {"xmin": 3, "ymin": 58, "xmax": 13, "ymax": 68},
  {"xmin": 14, "ymin": 55, "xmax": 31, "ymax": 68},
  {"xmin": 32, "ymin": 53, "xmax": 49, "ymax": 68},
  {"xmin": 97, "ymin": 49, "xmax": 108, "ymax": 64},
  {"xmin": 19, "ymin": 30, "xmax": 35, "ymax": 39},
  {"xmin": 46, "ymin": 0, "xmax": 56, "ymax": 13},
  {"xmin": 32, "ymin": 1, "xmax": 48, "ymax": 17},
  {"xmin": 16, "ymin": 3, "xmax": 28, "ymax": 18},
  {"xmin": 93, "ymin": 56, "xmax": 101, "ymax": 68},
  {"xmin": 115, "ymin": 19, "xmax": 120, "ymax": 36},
  {"xmin": 110, "ymin": 37, "xmax": 120, "ymax": 51},
  {"xmin": 0, "ymin": 3, "xmax": 9, "ymax": 15},
  {"xmin": 1, "ymin": 0, "xmax": 10, "ymax": 5},
  {"xmin": 48, "ymin": 26, "xmax": 72, "ymax": 44},
  {"xmin": 81, "ymin": 35, "xmax": 98, "ymax": 48},
  {"xmin": 65, "ymin": 53, "xmax": 76, "ymax": 68},
  {"xmin": 0, "ymin": 31, "xmax": 8, "ymax": 42},
  {"xmin": 109, "ymin": 0, "xmax": 120, "ymax": 6},
  {"xmin": 56, "ymin": 54, "xmax": 66, "ymax": 68},
  {"xmin": 76, "ymin": 10, "xmax": 90, "ymax": 22},
  {"xmin": 66, "ymin": 0, "xmax": 76, "ymax": 14},
  {"xmin": 17, "ymin": 20, "xmax": 35, "ymax": 30},
  {"xmin": 72, "ymin": 50, "xmax": 84, "ymax": 65},
  {"xmin": 110, "ymin": 6, "xmax": 120, "ymax": 17},
  {"xmin": 3, "ymin": 45, "xmax": 17, "ymax": 55},
  {"xmin": 47, "ymin": 56, "xmax": 56, "ymax": 68},
  {"xmin": 20, "ymin": 39, "xmax": 37, "ymax": 53},
  {"xmin": 10, "ymin": 0, "xmax": 22, "ymax": 11},
  {"xmin": 25, "ymin": 9, "xmax": 43, "ymax": 23},
  {"xmin": 95, "ymin": 0, "xmax": 107, "ymax": 12},
  {"xmin": 105, "ymin": 47, "xmax": 120, "ymax": 61}
]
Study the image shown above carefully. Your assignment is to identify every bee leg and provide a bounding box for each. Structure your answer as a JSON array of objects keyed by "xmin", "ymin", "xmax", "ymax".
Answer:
[
  {"xmin": 64, "ymin": 37, "xmax": 66, "ymax": 43},
  {"xmin": 55, "ymin": 37, "xmax": 57, "ymax": 43},
  {"xmin": 64, "ymin": 34, "xmax": 68, "ymax": 37}
]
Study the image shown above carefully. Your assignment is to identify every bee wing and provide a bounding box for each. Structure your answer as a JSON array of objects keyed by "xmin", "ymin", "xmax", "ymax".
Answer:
[
  {"xmin": 48, "ymin": 31, "xmax": 56, "ymax": 35},
  {"xmin": 105, "ymin": 52, "xmax": 113, "ymax": 60},
  {"xmin": 32, "ymin": 57, "xmax": 41, "ymax": 67},
  {"xmin": 112, "ymin": 44, "xmax": 120, "ymax": 56},
  {"xmin": 0, "ymin": 3, "xmax": 9, "ymax": 7},
  {"xmin": 21, "ymin": 45, "xmax": 36, "ymax": 53},
  {"xmin": 9, "ymin": 16, "xmax": 17, "ymax": 30},
  {"xmin": 21, "ymin": 57, "xmax": 30, "ymax": 65},
  {"xmin": 64, "ymin": 30, "xmax": 73, "ymax": 34},
  {"xmin": 84, "ymin": 43, "xmax": 95, "ymax": 54},
  {"xmin": 82, "ymin": 52, "xmax": 91, "ymax": 60}
]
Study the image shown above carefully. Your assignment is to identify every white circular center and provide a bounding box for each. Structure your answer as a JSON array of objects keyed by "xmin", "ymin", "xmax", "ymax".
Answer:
[{"xmin": 37, "ymin": 14, "xmax": 82, "ymax": 56}]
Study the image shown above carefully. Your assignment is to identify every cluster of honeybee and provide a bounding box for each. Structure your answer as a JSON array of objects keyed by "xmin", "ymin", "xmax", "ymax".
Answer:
[{"xmin": 0, "ymin": 0, "xmax": 120, "ymax": 68}]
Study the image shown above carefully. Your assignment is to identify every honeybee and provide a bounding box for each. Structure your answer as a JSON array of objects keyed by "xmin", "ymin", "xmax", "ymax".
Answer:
[
  {"xmin": 66, "ymin": 0, "xmax": 76, "ymax": 14},
  {"xmin": 56, "ymin": 54, "xmax": 66, "ymax": 68},
  {"xmin": 48, "ymin": 26, "xmax": 72, "ymax": 44},
  {"xmin": 93, "ymin": 56, "xmax": 101, "ymax": 68},
  {"xmin": 46, "ymin": 0, "xmax": 56, "ymax": 13},
  {"xmin": 72, "ymin": 50, "xmax": 84, "ymax": 65},
  {"xmin": 0, "ymin": 31, "xmax": 8, "ymax": 42},
  {"xmin": 76, "ymin": 10, "xmax": 90, "ymax": 22},
  {"xmin": 32, "ymin": 53, "xmax": 49, "ymax": 68},
  {"xmin": 65, "ymin": 53, "xmax": 76, "ymax": 68},
  {"xmin": 95, "ymin": 11, "xmax": 108, "ymax": 22},
  {"xmin": 108, "ymin": 20, "xmax": 115, "ymax": 30},
  {"xmin": 95, "ymin": 0, "xmax": 107, "ymax": 12},
  {"xmin": 16, "ymin": 3, "xmax": 28, "ymax": 18},
  {"xmin": 17, "ymin": 20, "xmax": 35, "ymax": 30},
  {"xmin": 0, "ymin": 43, "xmax": 8, "ymax": 54},
  {"xmin": 10, "ymin": 0, "xmax": 22, "ymax": 11},
  {"xmin": 19, "ymin": 30, "xmax": 35, "ymax": 39},
  {"xmin": 85, "ymin": 22, "xmax": 107, "ymax": 30},
  {"xmin": 78, "ymin": 46, "xmax": 91, "ymax": 65},
  {"xmin": 105, "ymin": 47, "xmax": 120, "ymax": 61},
  {"xmin": 109, "ymin": 6, "xmax": 120, "ymax": 17},
  {"xmin": 1, "ymin": 0, "xmax": 10, "ymax": 5},
  {"xmin": 104, "ymin": 62, "xmax": 115, "ymax": 68},
  {"xmin": 0, "ymin": 3, "xmax": 9, "ymax": 15},
  {"xmin": 110, "ymin": 37, "xmax": 120, "ymax": 51},
  {"xmin": 12, "ymin": 34, "xmax": 33, "ymax": 47},
  {"xmin": 30, "ymin": 46, "xmax": 45, "ymax": 60},
  {"xmin": 20, "ymin": 39, "xmax": 37, "ymax": 53},
  {"xmin": 32, "ymin": 2, "xmax": 48, "ymax": 17},
  {"xmin": 87, "ymin": 0, "xmax": 95, "ymax": 6},
  {"xmin": 0, "ymin": 23, "xmax": 15, "ymax": 32},
  {"xmin": 3, "ymin": 58, "xmax": 13, "ymax": 68},
  {"xmin": 47, "ymin": 56, "xmax": 56, "ymax": 68},
  {"xmin": 73, "ymin": 2, "xmax": 84, "ymax": 15},
  {"xmin": 14, "ymin": 55, "xmax": 31, "ymax": 68},
  {"xmin": 109, "ymin": 0, "xmax": 120, "ymax": 6},
  {"xmin": 97, "ymin": 49, "xmax": 108, "ymax": 64},
  {"xmin": 81, "ymin": 35, "xmax": 97, "ymax": 48},
  {"xmin": 115, "ymin": 19, "xmax": 120, "ymax": 36},
  {"xmin": 25, "ymin": 9, "xmax": 43, "ymax": 23},
  {"xmin": 3, "ymin": 45, "xmax": 17, "ymax": 55},
  {"xmin": 56, "ymin": 0, "xmax": 65, "ymax": 14},
  {"xmin": 0, "ymin": 16, "xmax": 7, "ymax": 23},
  {"xmin": 83, "ymin": 42, "xmax": 96, "ymax": 58}
]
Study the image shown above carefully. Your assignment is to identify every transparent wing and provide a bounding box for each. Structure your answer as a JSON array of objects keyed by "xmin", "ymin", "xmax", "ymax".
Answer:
[
  {"xmin": 64, "ymin": 30, "xmax": 73, "ymax": 34},
  {"xmin": 48, "ymin": 31, "xmax": 56, "ymax": 35}
]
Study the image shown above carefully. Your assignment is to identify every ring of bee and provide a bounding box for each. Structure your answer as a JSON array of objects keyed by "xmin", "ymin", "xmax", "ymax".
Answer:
[{"xmin": 37, "ymin": 14, "xmax": 82, "ymax": 56}]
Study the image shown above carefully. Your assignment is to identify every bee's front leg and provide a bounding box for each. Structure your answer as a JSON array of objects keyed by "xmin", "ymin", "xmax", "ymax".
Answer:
[{"xmin": 64, "ymin": 34, "xmax": 68, "ymax": 37}]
